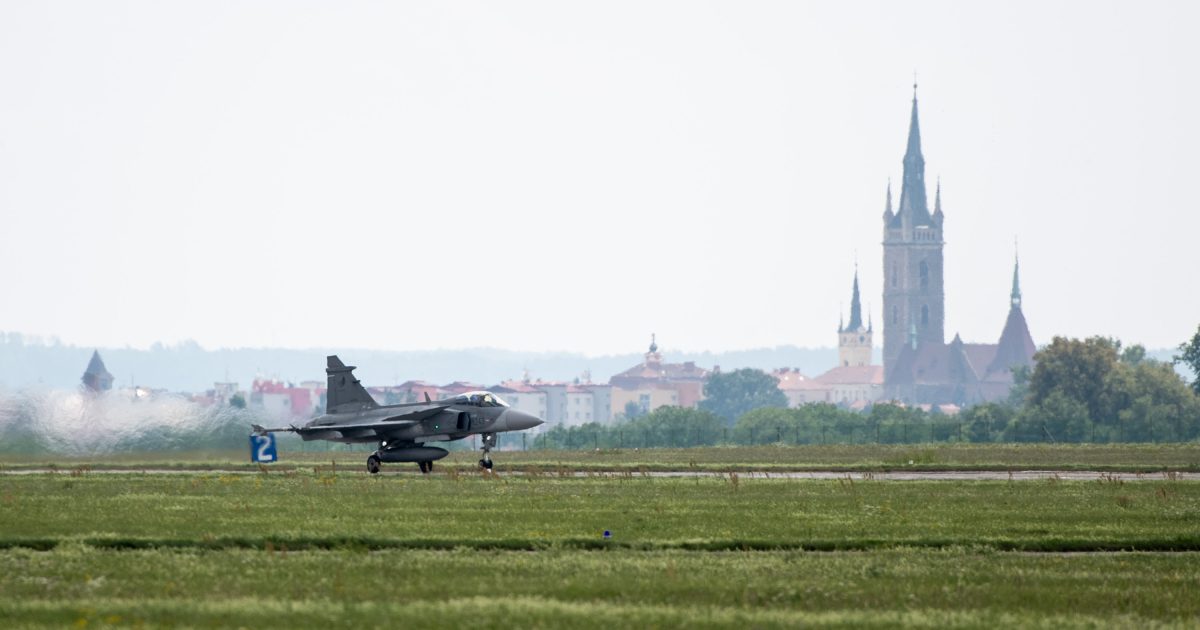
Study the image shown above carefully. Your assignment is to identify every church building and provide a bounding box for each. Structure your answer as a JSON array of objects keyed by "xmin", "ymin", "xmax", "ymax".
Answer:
[{"xmin": 881, "ymin": 87, "xmax": 1036, "ymax": 405}]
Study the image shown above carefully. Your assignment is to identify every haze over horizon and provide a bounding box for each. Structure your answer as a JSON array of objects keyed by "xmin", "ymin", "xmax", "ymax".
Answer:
[{"xmin": 2, "ymin": 1, "xmax": 1197, "ymax": 356}]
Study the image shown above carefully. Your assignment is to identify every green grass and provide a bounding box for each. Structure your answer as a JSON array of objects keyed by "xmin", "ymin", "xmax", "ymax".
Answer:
[
  {"xmin": 3, "ymin": 442, "xmax": 1199, "ymax": 472},
  {"xmin": 2, "ymin": 547, "xmax": 1199, "ymax": 628},
  {"xmin": 2, "ymin": 474, "xmax": 1199, "ymax": 551},
  {"xmin": 4, "ymin": 473, "xmax": 1200, "ymax": 627}
]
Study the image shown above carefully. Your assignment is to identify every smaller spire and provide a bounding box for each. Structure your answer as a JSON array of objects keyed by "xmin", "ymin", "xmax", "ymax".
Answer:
[
  {"xmin": 868, "ymin": 306, "xmax": 873, "ymax": 333},
  {"xmin": 933, "ymin": 177, "xmax": 943, "ymax": 217},
  {"xmin": 847, "ymin": 269, "xmax": 863, "ymax": 331},
  {"xmin": 649, "ymin": 333, "xmax": 658, "ymax": 354},
  {"xmin": 883, "ymin": 179, "xmax": 894, "ymax": 222},
  {"xmin": 1010, "ymin": 240, "xmax": 1022, "ymax": 307}
]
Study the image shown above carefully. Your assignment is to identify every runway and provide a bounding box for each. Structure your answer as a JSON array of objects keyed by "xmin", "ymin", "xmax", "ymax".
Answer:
[{"xmin": 0, "ymin": 468, "xmax": 1196, "ymax": 481}]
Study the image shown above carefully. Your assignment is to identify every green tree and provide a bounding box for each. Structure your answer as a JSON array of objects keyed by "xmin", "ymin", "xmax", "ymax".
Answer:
[
  {"xmin": 623, "ymin": 406, "xmax": 725, "ymax": 447},
  {"xmin": 959, "ymin": 403, "xmax": 1013, "ymax": 443},
  {"xmin": 623, "ymin": 400, "xmax": 643, "ymax": 420},
  {"xmin": 1028, "ymin": 336, "xmax": 1121, "ymax": 426},
  {"xmin": 229, "ymin": 393, "xmax": 246, "ymax": 409},
  {"xmin": 1006, "ymin": 365, "xmax": 1031, "ymax": 407},
  {"xmin": 1175, "ymin": 325, "xmax": 1200, "ymax": 394},
  {"xmin": 1120, "ymin": 344, "xmax": 1147, "ymax": 366},
  {"xmin": 699, "ymin": 368, "xmax": 788, "ymax": 424}
]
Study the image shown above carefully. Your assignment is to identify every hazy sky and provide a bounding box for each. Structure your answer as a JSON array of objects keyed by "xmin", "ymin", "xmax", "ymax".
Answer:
[{"xmin": 1, "ymin": 1, "xmax": 1197, "ymax": 355}]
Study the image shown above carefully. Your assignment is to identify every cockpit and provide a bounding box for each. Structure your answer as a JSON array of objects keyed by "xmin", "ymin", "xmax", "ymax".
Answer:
[{"xmin": 453, "ymin": 391, "xmax": 509, "ymax": 408}]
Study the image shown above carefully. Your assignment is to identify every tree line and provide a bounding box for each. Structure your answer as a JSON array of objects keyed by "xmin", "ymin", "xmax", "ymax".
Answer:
[{"xmin": 536, "ymin": 327, "xmax": 1200, "ymax": 448}]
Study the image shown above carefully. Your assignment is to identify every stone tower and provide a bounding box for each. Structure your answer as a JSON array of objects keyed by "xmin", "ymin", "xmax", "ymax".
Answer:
[
  {"xmin": 882, "ymin": 86, "xmax": 945, "ymax": 378},
  {"xmin": 838, "ymin": 269, "xmax": 873, "ymax": 367}
]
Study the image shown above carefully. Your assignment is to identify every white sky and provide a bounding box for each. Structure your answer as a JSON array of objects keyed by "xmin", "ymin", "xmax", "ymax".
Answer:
[{"xmin": 1, "ymin": 1, "xmax": 1197, "ymax": 355}]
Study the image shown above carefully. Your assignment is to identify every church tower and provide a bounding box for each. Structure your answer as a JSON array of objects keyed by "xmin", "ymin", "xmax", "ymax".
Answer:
[
  {"xmin": 838, "ymin": 269, "xmax": 873, "ymax": 367},
  {"xmin": 883, "ymin": 85, "xmax": 945, "ymax": 378}
]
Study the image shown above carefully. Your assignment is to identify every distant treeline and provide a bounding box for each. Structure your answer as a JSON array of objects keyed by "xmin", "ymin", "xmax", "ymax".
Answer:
[
  {"xmin": 0, "ymin": 332, "xmax": 840, "ymax": 391},
  {"xmin": 536, "ymin": 335, "xmax": 1200, "ymax": 448}
]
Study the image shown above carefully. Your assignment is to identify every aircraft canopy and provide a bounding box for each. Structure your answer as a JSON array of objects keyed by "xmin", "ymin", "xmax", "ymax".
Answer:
[{"xmin": 454, "ymin": 391, "xmax": 509, "ymax": 408}]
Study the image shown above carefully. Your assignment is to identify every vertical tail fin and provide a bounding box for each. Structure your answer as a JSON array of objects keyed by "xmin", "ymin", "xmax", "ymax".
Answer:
[{"xmin": 325, "ymin": 355, "xmax": 378, "ymax": 412}]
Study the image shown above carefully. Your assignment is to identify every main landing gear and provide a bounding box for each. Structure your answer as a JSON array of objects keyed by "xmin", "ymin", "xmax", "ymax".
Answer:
[
  {"xmin": 478, "ymin": 432, "xmax": 496, "ymax": 470},
  {"xmin": 418, "ymin": 461, "xmax": 435, "ymax": 474},
  {"xmin": 367, "ymin": 454, "xmax": 381, "ymax": 475}
]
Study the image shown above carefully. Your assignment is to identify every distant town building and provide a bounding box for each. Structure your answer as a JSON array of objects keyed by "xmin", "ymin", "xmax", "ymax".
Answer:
[
  {"xmin": 440, "ymin": 381, "xmax": 487, "ymax": 396},
  {"xmin": 609, "ymin": 335, "xmax": 710, "ymax": 417},
  {"xmin": 772, "ymin": 368, "xmax": 831, "ymax": 406},
  {"xmin": 490, "ymin": 381, "xmax": 548, "ymax": 428},
  {"xmin": 881, "ymin": 86, "xmax": 1036, "ymax": 404},
  {"xmin": 390, "ymin": 380, "xmax": 447, "ymax": 405},
  {"xmin": 250, "ymin": 377, "xmax": 321, "ymax": 420},
  {"xmin": 81, "ymin": 350, "xmax": 114, "ymax": 392}
]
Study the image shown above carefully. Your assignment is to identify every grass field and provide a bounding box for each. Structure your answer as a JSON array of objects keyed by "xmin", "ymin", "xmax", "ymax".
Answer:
[
  {"xmin": 2, "ymin": 547, "xmax": 1199, "ymax": 628},
  {"xmin": 3, "ymin": 442, "xmax": 1200, "ymax": 472},
  {"xmin": 1, "ymin": 471, "xmax": 1199, "ymax": 627}
]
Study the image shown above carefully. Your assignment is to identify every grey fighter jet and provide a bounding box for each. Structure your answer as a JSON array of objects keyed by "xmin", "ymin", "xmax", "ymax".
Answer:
[{"xmin": 252, "ymin": 356, "xmax": 543, "ymax": 474}]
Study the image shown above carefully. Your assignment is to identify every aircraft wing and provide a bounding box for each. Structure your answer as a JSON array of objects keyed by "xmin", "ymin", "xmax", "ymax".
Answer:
[
  {"xmin": 291, "ymin": 405, "xmax": 450, "ymax": 437},
  {"xmin": 298, "ymin": 420, "xmax": 416, "ymax": 435}
]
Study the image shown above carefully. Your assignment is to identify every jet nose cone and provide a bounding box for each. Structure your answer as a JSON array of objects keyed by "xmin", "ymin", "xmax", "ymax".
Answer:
[{"xmin": 502, "ymin": 409, "xmax": 544, "ymax": 432}]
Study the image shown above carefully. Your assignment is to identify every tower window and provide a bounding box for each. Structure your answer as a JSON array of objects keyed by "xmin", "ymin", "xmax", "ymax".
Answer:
[
  {"xmin": 892, "ymin": 306, "xmax": 898, "ymax": 324},
  {"xmin": 921, "ymin": 305, "xmax": 929, "ymax": 327},
  {"xmin": 919, "ymin": 260, "xmax": 929, "ymax": 290}
]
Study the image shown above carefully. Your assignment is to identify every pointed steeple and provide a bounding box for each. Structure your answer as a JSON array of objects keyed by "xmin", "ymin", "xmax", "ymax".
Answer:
[
  {"xmin": 1010, "ymin": 247, "xmax": 1022, "ymax": 307},
  {"xmin": 883, "ymin": 179, "xmax": 894, "ymax": 221},
  {"xmin": 868, "ymin": 307, "xmax": 873, "ymax": 333},
  {"xmin": 990, "ymin": 249, "xmax": 1036, "ymax": 374},
  {"xmin": 894, "ymin": 83, "xmax": 931, "ymax": 225},
  {"xmin": 933, "ymin": 177, "xmax": 944, "ymax": 222},
  {"xmin": 847, "ymin": 268, "xmax": 863, "ymax": 331}
]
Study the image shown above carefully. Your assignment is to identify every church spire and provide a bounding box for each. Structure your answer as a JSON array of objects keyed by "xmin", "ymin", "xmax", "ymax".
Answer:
[
  {"xmin": 1010, "ymin": 245, "xmax": 1022, "ymax": 307},
  {"xmin": 847, "ymin": 267, "xmax": 863, "ymax": 331},
  {"xmin": 883, "ymin": 178, "xmax": 892, "ymax": 223},
  {"xmin": 990, "ymin": 245, "xmax": 1036, "ymax": 374},
  {"xmin": 896, "ymin": 82, "xmax": 930, "ymax": 224}
]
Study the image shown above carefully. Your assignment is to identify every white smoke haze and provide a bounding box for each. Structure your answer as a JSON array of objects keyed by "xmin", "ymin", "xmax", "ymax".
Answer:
[{"xmin": 0, "ymin": 387, "xmax": 253, "ymax": 455}]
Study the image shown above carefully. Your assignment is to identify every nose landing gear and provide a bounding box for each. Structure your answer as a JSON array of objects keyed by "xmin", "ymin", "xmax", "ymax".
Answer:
[{"xmin": 478, "ymin": 432, "xmax": 496, "ymax": 470}]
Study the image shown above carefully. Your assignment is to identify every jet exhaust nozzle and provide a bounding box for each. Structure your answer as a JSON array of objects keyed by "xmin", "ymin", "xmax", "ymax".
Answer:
[{"xmin": 377, "ymin": 446, "xmax": 450, "ymax": 463}]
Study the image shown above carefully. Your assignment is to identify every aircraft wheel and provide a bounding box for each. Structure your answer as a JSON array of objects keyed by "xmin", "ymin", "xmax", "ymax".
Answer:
[
  {"xmin": 367, "ymin": 455, "xmax": 381, "ymax": 475},
  {"xmin": 418, "ymin": 461, "xmax": 429, "ymax": 474},
  {"xmin": 428, "ymin": 462, "xmax": 435, "ymax": 473},
  {"xmin": 479, "ymin": 459, "xmax": 494, "ymax": 470}
]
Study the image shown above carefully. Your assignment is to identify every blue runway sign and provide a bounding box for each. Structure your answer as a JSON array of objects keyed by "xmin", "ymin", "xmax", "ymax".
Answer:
[{"xmin": 250, "ymin": 433, "xmax": 277, "ymax": 463}]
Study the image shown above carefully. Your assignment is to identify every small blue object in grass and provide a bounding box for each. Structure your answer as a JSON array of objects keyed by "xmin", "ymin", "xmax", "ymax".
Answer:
[
  {"xmin": 250, "ymin": 433, "xmax": 277, "ymax": 463},
  {"xmin": 603, "ymin": 530, "xmax": 611, "ymax": 539}
]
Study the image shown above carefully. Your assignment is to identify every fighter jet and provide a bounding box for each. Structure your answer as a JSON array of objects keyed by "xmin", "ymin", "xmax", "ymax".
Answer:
[{"xmin": 252, "ymin": 355, "xmax": 543, "ymax": 474}]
